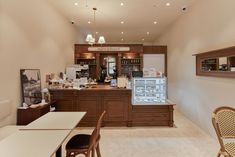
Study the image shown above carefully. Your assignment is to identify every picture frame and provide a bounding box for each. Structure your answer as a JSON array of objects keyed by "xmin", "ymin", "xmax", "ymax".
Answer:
[{"xmin": 20, "ymin": 69, "xmax": 42, "ymax": 105}]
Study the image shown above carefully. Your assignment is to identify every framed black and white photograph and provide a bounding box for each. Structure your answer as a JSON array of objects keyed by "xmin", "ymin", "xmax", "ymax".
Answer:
[{"xmin": 20, "ymin": 69, "xmax": 42, "ymax": 105}]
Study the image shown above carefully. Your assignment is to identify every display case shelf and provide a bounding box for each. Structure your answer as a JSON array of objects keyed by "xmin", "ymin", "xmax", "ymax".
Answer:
[
  {"xmin": 76, "ymin": 59, "xmax": 96, "ymax": 65},
  {"xmin": 132, "ymin": 77, "xmax": 167, "ymax": 105}
]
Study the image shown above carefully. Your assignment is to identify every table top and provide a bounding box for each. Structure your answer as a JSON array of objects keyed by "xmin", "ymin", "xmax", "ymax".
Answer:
[
  {"xmin": 21, "ymin": 112, "xmax": 86, "ymax": 130},
  {"xmin": 0, "ymin": 130, "xmax": 71, "ymax": 157}
]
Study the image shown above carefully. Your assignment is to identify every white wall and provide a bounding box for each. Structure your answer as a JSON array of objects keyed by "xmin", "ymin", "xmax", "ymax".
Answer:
[
  {"xmin": 76, "ymin": 29, "xmax": 86, "ymax": 44},
  {"xmin": 143, "ymin": 54, "xmax": 165, "ymax": 73},
  {"xmin": 0, "ymin": 0, "xmax": 76, "ymax": 125},
  {"xmin": 155, "ymin": 0, "xmax": 235, "ymax": 136}
]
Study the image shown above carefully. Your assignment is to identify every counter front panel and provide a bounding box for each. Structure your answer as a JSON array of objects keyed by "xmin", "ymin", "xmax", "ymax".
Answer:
[{"xmin": 49, "ymin": 85, "xmax": 175, "ymax": 127}]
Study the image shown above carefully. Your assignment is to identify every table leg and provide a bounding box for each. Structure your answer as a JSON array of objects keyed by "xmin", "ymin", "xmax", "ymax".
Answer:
[{"xmin": 56, "ymin": 146, "xmax": 62, "ymax": 157}]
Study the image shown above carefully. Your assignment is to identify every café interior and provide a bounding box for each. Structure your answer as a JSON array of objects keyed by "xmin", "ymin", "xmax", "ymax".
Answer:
[{"xmin": 1, "ymin": 0, "xmax": 235, "ymax": 157}]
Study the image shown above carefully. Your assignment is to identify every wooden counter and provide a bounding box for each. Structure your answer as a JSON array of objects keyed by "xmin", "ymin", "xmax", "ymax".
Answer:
[
  {"xmin": 50, "ymin": 85, "xmax": 132, "ymax": 127},
  {"xmin": 49, "ymin": 85, "xmax": 175, "ymax": 127}
]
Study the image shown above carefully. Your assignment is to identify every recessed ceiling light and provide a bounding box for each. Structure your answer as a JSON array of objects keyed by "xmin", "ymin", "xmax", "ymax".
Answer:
[
  {"xmin": 154, "ymin": 21, "xmax": 157, "ymax": 24},
  {"xmin": 88, "ymin": 21, "xmax": 91, "ymax": 24},
  {"xmin": 96, "ymin": 32, "xmax": 99, "ymax": 34},
  {"xmin": 121, "ymin": 32, "xmax": 124, "ymax": 34},
  {"xmin": 74, "ymin": 2, "xmax": 78, "ymax": 6},
  {"xmin": 120, "ymin": 2, "xmax": 124, "ymax": 6},
  {"xmin": 166, "ymin": 2, "xmax": 170, "ymax": 6},
  {"xmin": 121, "ymin": 21, "xmax": 124, "ymax": 24},
  {"xmin": 121, "ymin": 38, "xmax": 124, "ymax": 41},
  {"xmin": 142, "ymin": 38, "xmax": 145, "ymax": 41},
  {"xmin": 147, "ymin": 32, "xmax": 150, "ymax": 35}
]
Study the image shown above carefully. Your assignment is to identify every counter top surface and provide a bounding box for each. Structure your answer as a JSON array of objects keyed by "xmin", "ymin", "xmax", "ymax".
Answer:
[
  {"xmin": 49, "ymin": 84, "xmax": 131, "ymax": 91},
  {"xmin": 82, "ymin": 84, "xmax": 131, "ymax": 91}
]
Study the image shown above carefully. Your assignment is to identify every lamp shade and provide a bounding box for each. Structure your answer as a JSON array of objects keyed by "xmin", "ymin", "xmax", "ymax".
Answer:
[
  {"xmin": 86, "ymin": 34, "xmax": 93, "ymax": 42},
  {"xmin": 98, "ymin": 36, "xmax": 105, "ymax": 44}
]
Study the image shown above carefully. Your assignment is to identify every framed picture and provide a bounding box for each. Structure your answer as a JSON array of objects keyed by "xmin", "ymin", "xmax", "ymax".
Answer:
[{"xmin": 20, "ymin": 69, "xmax": 42, "ymax": 105}]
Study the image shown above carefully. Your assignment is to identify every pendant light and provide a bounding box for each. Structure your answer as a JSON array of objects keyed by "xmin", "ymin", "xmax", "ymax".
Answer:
[{"xmin": 85, "ymin": 8, "xmax": 106, "ymax": 45}]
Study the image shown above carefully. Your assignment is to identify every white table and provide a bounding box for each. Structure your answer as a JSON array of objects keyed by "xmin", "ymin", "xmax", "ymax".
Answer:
[
  {"xmin": 0, "ymin": 130, "xmax": 71, "ymax": 157},
  {"xmin": 21, "ymin": 112, "xmax": 86, "ymax": 130},
  {"xmin": 18, "ymin": 112, "xmax": 86, "ymax": 157}
]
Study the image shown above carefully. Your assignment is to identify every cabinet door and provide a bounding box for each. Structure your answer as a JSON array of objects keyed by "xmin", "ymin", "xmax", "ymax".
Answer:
[
  {"xmin": 54, "ymin": 97, "xmax": 76, "ymax": 111},
  {"xmin": 103, "ymin": 96, "xmax": 128, "ymax": 122},
  {"xmin": 77, "ymin": 94, "xmax": 101, "ymax": 126}
]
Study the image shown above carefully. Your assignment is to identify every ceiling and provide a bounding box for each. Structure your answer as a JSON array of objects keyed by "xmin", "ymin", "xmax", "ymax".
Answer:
[{"xmin": 49, "ymin": 0, "xmax": 196, "ymax": 44}]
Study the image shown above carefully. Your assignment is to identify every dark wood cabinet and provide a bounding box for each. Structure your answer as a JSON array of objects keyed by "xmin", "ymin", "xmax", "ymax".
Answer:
[
  {"xmin": 49, "ymin": 86, "xmax": 174, "ymax": 127},
  {"xmin": 131, "ymin": 105, "xmax": 174, "ymax": 127},
  {"xmin": 54, "ymin": 98, "xmax": 76, "ymax": 111},
  {"xmin": 17, "ymin": 104, "xmax": 50, "ymax": 125},
  {"xmin": 74, "ymin": 44, "xmax": 168, "ymax": 78},
  {"xmin": 50, "ymin": 87, "xmax": 132, "ymax": 127},
  {"xmin": 103, "ymin": 95, "xmax": 129, "ymax": 126},
  {"xmin": 77, "ymin": 91, "xmax": 102, "ymax": 126},
  {"xmin": 74, "ymin": 44, "xmax": 144, "ymax": 79},
  {"xmin": 50, "ymin": 90, "xmax": 76, "ymax": 112}
]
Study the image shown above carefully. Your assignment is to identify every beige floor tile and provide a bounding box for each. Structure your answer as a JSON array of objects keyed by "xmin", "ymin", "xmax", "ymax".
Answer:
[{"xmin": 62, "ymin": 110, "xmax": 219, "ymax": 157}]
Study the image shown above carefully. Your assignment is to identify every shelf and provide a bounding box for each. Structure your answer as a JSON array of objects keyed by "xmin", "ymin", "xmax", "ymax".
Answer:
[
  {"xmin": 76, "ymin": 58, "xmax": 96, "ymax": 60},
  {"xmin": 121, "ymin": 58, "xmax": 141, "ymax": 60},
  {"xmin": 121, "ymin": 64, "xmax": 141, "ymax": 66}
]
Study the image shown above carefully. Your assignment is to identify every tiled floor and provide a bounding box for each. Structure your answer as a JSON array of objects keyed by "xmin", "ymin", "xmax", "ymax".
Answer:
[{"xmin": 62, "ymin": 111, "xmax": 219, "ymax": 157}]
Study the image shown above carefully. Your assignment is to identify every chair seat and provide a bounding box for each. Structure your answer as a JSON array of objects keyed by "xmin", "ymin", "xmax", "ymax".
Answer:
[
  {"xmin": 66, "ymin": 134, "xmax": 91, "ymax": 150},
  {"xmin": 225, "ymin": 142, "xmax": 235, "ymax": 157}
]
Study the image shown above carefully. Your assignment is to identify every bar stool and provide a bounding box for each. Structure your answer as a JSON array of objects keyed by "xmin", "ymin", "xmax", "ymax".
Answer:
[{"xmin": 66, "ymin": 111, "xmax": 106, "ymax": 157}]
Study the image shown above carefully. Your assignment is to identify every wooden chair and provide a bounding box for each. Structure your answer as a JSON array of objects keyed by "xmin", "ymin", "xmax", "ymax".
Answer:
[
  {"xmin": 66, "ymin": 111, "xmax": 106, "ymax": 157},
  {"xmin": 212, "ymin": 106, "xmax": 235, "ymax": 157}
]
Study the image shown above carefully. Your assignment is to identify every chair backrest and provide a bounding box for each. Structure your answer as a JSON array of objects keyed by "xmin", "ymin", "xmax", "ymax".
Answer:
[
  {"xmin": 212, "ymin": 106, "xmax": 235, "ymax": 151},
  {"xmin": 89, "ymin": 111, "xmax": 106, "ymax": 149}
]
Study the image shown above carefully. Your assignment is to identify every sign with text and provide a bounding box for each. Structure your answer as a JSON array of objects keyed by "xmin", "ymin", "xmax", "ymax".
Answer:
[{"xmin": 88, "ymin": 47, "xmax": 130, "ymax": 52}]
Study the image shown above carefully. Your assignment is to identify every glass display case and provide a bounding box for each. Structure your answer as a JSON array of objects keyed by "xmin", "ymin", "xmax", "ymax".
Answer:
[{"xmin": 132, "ymin": 77, "xmax": 167, "ymax": 105}]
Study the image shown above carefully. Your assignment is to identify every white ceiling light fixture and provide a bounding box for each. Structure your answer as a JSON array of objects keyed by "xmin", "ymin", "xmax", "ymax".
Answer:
[
  {"xmin": 120, "ymin": 2, "xmax": 124, "ymax": 6},
  {"xmin": 147, "ymin": 32, "xmax": 150, "ymax": 35},
  {"xmin": 154, "ymin": 21, "xmax": 157, "ymax": 24},
  {"xmin": 74, "ymin": 2, "xmax": 78, "ymax": 6},
  {"xmin": 166, "ymin": 2, "xmax": 171, "ymax": 6},
  {"xmin": 98, "ymin": 36, "xmax": 106, "ymax": 44},
  {"xmin": 85, "ymin": 8, "xmax": 106, "ymax": 45},
  {"xmin": 121, "ymin": 21, "xmax": 124, "ymax": 24},
  {"xmin": 121, "ymin": 32, "xmax": 124, "ymax": 34}
]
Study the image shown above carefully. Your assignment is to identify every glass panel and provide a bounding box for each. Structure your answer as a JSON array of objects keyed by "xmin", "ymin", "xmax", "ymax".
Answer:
[
  {"xmin": 132, "ymin": 78, "xmax": 167, "ymax": 105},
  {"xmin": 229, "ymin": 56, "xmax": 235, "ymax": 71},
  {"xmin": 201, "ymin": 58, "xmax": 218, "ymax": 71},
  {"xmin": 218, "ymin": 57, "xmax": 228, "ymax": 71},
  {"xmin": 106, "ymin": 56, "xmax": 116, "ymax": 76}
]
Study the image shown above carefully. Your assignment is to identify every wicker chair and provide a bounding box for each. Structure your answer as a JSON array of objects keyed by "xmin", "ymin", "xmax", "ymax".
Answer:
[
  {"xmin": 66, "ymin": 111, "xmax": 106, "ymax": 157},
  {"xmin": 212, "ymin": 106, "xmax": 235, "ymax": 157}
]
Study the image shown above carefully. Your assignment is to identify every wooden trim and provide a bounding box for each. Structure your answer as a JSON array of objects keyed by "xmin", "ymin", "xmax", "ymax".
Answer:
[
  {"xmin": 75, "ymin": 44, "xmax": 143, "ymax": 54},
  {"xmin": 195, "ymin": 46, "xmax": 235, "ymax": 78},
  {"xmin": 143, "ymin": 46, "xmax": 167, "ymax": 54}
]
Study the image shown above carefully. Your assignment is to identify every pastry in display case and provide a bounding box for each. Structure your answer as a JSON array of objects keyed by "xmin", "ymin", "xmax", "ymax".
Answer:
[{"xmin": 132, "ymin": 77, "xmax": 167, "ymax": 105}]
